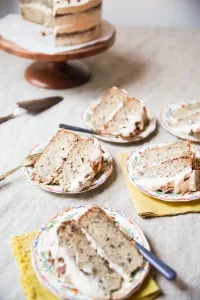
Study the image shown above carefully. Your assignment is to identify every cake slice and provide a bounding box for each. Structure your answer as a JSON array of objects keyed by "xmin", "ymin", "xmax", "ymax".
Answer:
[
  {"xmin": 134, "ymin": 157, "xmax": 200, "ymax": 193},
  {"xmin": 172, "ymin": 101, "xmax": 200, "ymax": 119},
  {"xmin": 54, "ymin": 137, "xmax": 103, "ymax": 192},
  {"xmin": 55, "ymin": 23, "xmax": 101, "ymax": 46},
  {"xmin": 20, "ymin": 0, "xmax": 54, "ymax": 27},
  {"xmin": 171, "ymin": 112, "xmax": 200, "ymax": 137},
  {"xmin": 78, "ymin": 206, "xmax": 144, "ymax": 281},
  {"xmin": 103, "ymin": 97, "xmax": 148, "ymax": 138},
  {"xmin": 136, "ymin": 140, "xmax": 193, "ymax": 168},
  {"xmin": 49, "ymin": 220, "xmax": 122, "ymax": 299},
  {"xmin": 88, "ymin": 87, "xmax": 128, "ymax": 131},
  {"xmin": 31, "ymin": 129, "xmax": 78, "ymax": 184}
]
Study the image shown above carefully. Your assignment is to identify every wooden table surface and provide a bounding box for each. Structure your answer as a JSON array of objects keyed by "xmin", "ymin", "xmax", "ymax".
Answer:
[{"xmin": 1, "ymin": 25, "xmax": 200, "ymax": 300}]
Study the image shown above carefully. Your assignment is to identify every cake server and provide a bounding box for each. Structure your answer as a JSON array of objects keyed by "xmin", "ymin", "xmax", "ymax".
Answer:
[
  {"xmin": 135, "ymin": 241, "xmax": 177, "ymax": 281},
  {"xmin": 0, "ymin": 96, "xmax": 63, "ymax": 124}
]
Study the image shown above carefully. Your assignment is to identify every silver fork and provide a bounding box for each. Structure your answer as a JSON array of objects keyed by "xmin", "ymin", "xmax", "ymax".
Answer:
[{"xmin": 0, "ymin": 152, "xmax": 42, "ymax": 182}]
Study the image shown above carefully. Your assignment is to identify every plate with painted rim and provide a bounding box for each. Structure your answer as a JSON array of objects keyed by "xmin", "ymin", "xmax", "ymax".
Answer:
[
  {"xmin": 81, "ymin": 104, "xmax": 157, "ymax": 144},
  {"xmin": 24, "ymin": 140, "xmax": 113, "ymax": 195},
  {"xmin": 160, "ymin": 102, "xmax": 200, "ymax": 142},
  {"xmin": 32, "ymin": 205, "xmax": 150, "ymax": 300},
  {"xmin": 125, "ymin": 142, "xmax": 200, "ymax": 202}
]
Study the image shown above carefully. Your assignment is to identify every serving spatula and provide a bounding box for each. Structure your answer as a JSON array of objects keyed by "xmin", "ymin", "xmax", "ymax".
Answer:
[{"xmin": 0, "ymin": 96, "xmax": 63, "ymax": 124}]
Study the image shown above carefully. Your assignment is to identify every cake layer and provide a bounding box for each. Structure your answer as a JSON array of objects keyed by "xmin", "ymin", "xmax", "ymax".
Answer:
[
  {"xmin": 88, "ymin": 87, "xmax": 128, "ymax": 131},
  {"xmin": 53, "ymin": 0, "xmax": 102, "ymax": 15},
  {"xmin": 136, "ymin": 140, "xmax": 192, "ymax": 168},
  {"xmin": 103, "ymin": 97, "xmax": 148, "ymax": 137},
  {"xmin": 21, "ymin": 1, "xmax": 54, "ymax": 27},
  {"xmin": 171, "ymin": 112, "xmax": 200, "ymax": 136},
  {"xmin": 55, "ymin": 23, "xmax": 101, "ymax": 46},
  {"xmin": 31, "ymin": 129, "xmax": 78, "ymax": 184},
  {"xmin": 55, "ymin": 3, "xmax": 102, "ymax": 28},
  {"xmin": 52, "ymin": 220, "xmax": 122, "ymax": 298},
  {"xmin": 173, "ymin": 101, "xmax": 200, "ymax": 119},
  {"xmin": 78, "ymin": 206, "xmax": 144, "ymax": 281},
  {"xmin": 54, "ymin": 137, "xmax": 102, "ymax": 192},
  {"xmin": 134, "ymin": 157, "xmax": 200, "ymax": 193}
]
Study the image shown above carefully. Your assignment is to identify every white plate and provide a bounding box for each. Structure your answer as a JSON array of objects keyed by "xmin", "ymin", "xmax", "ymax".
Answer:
[
  {"xmin": 32, "ymin": 205, "xmax": 150, "ymax": 300},
  {"xmin": 125, "ymin": 142, "xmax": 200, "ymax": 202},
  {"xmin": 24, "ymin": 140, "xmax": 113, "ymax": 194},
  {"xmin": 81, "ymin": 104, "xmax": 156, "ymax": 144},
  {"xmin": 160, "ymin": 102, "xmax": 200, "ymax": 142}
]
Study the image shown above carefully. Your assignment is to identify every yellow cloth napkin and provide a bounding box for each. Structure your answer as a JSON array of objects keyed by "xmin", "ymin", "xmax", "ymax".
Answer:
[
  {"xmin": 11, "ymin": 231, "xmax": 160, "ymax": 300},
  {"xmin": 119, "ymin": 153, "xmax": 200, "ymax": 218}
]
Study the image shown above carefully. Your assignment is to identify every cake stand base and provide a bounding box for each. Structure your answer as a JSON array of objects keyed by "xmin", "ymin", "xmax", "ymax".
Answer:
[{"xmin": 24, "ymin": 61, "xmax": 91, "ymax": 89}]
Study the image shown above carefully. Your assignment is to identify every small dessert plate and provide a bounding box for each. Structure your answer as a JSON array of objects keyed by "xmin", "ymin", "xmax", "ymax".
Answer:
[
  {"xmin": 81, "ymin": 104, "xmax": 156, "ymax": 144},
  {"xmin": 32, "ymin": 205, "xmax": 150, "ymax": 300},
  {"xmin": 160, "ymin": 102, "xmax": 200, "ymax": 142},
  {"xmin": 24, "ymin": 140, "xmax": 113, "ymax": 194},
  {"xmin": 125, "ymin": 142, "xmax": 200, "ymax": 202}
]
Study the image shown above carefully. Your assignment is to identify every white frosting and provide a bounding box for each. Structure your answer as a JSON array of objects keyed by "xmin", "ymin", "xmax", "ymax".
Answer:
[
  {"xmin": 53, "ymin": 0, "xmax": 92, "ymax": 7},
  {"xmin": 39, "ymin": 230, "xmax": 106, "ymax": 298},
  {"xmin": 135, "ymin": 167, "xmax": 200, "ymax": 193},
  {"xmin": 90, "ymin": 138, "xmax": 102, "ymax": 163},
  {"xmin": 117, "ymin": 111, "xmax": 144, "ymax": 138},
  {"xmin": 81, "ymin": 228, "xmax": 130, "ymax": 282},
  {"xmin": 173, "ymin": 119, "xmax": 200, "ymax": 136},
  {"xmin": 68, "ymin": 163, "xmax": 95, "ymax": 192}
]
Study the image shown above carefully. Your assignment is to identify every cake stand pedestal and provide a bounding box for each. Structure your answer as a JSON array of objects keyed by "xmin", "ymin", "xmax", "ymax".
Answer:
[{"xmin": 0, "ymin": 32, "xmax": 115, "ymax": 89}]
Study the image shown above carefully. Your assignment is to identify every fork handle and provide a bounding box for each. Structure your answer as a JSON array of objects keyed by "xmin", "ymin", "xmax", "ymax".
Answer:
[
  {"xmin": 0, "ymin": 165, "xmax": 22, "ymax": 182},
  {"xmin": 0, "ymin": 113, "xmax": 14, "ymax": 124}
]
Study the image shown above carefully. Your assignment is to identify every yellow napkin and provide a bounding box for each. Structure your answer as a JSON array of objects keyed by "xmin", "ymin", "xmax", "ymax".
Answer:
[
  {"xmin": 11, "ymin": 231, "xmax": 160, "ymax": 300},
  {"xmin": 120, "ymin": 153, "xmax": 200, "ymax": 218}
]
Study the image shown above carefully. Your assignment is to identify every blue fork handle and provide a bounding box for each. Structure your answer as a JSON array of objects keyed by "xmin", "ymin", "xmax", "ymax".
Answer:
[
  {"xmin": 59, "ymin": 124, "xmax": 96, "ymax": 135},
  {"xmin": 136, "ymin": 242, "xmax": 177, "ymax": 281}
]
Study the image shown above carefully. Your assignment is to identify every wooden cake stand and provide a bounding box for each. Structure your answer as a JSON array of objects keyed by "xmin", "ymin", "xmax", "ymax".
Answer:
[{"xmin": 0, "ymin": 32, "xmax": 115, "ymax": 89}]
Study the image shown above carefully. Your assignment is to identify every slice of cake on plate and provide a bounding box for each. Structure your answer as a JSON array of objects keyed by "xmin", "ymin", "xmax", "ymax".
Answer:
[
  {"xmin": 103, "ymin": 97, "xmax": 148, "ymax": 138},
  {"xmin": 54, "ymin": 137, "xmax": 103, "ymax": 192},
  {"xmin": 133, "ymin": 140, "xmax": 200, "ymax": 194},
  {"xmin": 78, "ymin": 206, "xmax": 144, "ymax": 281},
  {"xmin": 20, "ymin": 0, "xmax": 102, "ymax": 46},
  {"xmin": 44, "ymin": 206, "xmax": 143, "ymax": 298},
  {"xmin": 171, "ymin": 112, "xmax": 200, "ymax": 138},
  {"xmin": 87, "ymin": 86, "xmax": 149, "ymax": 138},
  {"xmin": 48, "ymin": 220, "xmax": 122, "ymax": 299},
  {"xmin": 169, "ymin": 101, "xmax": 200, "ymax": 138},
  {"xmin": 31, "ymin": 129, "xmax": 103, "ymax": 192}
]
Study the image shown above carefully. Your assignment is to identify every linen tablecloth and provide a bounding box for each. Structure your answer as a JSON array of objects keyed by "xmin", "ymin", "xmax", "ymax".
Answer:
[{"xmin": 1, "ymin": 26, "xmax": 200, "ymax": 300}]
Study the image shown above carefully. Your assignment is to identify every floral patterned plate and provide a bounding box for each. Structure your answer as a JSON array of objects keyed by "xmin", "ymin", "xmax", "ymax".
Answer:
[
  {"xmin": 81, "ymin": 104, "xmax": 156, "ymax": 144},
  {"xmin": 125, "ymin": 142, "xmax": 200, "ymax": 202},
  {"xmin": 160, "ymin": 102, "xmax": 200, "ymax": 142},
  {"xmin": 24, "ymin": 140, "xmax": 113, "ymax": 194},
  {"xmin": 32, "ymin": 205, "xmax": 150, "ymax": 300}
]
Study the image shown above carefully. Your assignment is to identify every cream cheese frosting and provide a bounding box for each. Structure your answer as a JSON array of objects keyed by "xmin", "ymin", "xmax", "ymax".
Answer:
[
  {"xmin": 135, "ymin": 168, "xmax": 200, "ymax": 194},
  {"xmin": 21, "ymin": 0, "xmax": 102, "ymax": 46},
  {"xmin": 38, "ymin": 230, "xmax": 107, "ymax": 298}
]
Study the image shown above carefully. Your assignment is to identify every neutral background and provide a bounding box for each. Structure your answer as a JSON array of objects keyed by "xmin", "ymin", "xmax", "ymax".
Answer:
[{"xmin": 2, "ymin": 0, "xmax": 200, "ymax": 28}]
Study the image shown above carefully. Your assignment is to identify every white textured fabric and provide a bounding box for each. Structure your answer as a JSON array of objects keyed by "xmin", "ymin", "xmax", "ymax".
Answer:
[{"xmin": 1, "ymin": 26, "xmax": 200, "ymax": 300}]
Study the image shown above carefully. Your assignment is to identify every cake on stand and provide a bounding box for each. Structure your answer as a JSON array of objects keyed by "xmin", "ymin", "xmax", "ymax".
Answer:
[{"xmin": 0, "ymin": 31, "xmax": 115, "ymax": 90}]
